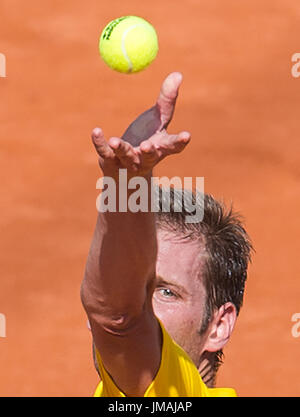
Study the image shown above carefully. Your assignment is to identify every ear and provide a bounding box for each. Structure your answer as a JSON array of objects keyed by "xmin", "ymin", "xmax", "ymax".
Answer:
[{"xmin": 203, "ymin": 302, "xmax": 237, "ymax": 352}]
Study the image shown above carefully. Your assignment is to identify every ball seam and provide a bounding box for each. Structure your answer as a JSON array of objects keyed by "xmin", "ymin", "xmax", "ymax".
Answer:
[{"xmin": 121, "ymin": 24, "xmax": 152, "ymax": 73}]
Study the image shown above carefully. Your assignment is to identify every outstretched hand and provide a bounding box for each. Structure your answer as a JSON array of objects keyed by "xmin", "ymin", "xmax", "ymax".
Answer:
[
  {"xmin": 122, "ymin": 71, "xmax": 184, "ymax": 146},
  {"xmin": 92, "ymin": 128, "xmax": 190, "ymax": 178},
  {"xmin": 91, "ymin": 72, "xmax": 191, "ymax": 178}
]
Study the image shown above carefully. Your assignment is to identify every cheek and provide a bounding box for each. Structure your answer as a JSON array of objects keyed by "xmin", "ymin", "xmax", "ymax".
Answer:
[
  {"xmin": 152, "ymin": 298, "xmax": 182, "ymax": 335},
  {"xmin": 152, "ymin": 298, "xmax": 201, "ymax": 344}
]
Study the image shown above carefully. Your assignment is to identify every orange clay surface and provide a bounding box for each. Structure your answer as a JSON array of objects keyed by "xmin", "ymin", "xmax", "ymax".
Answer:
[{"xmin": 0, "ymin": 0, "xmax": 300, "ymax": 396}]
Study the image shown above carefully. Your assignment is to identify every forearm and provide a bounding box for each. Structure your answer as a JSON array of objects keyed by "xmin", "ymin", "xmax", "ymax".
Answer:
[
  {"xmin": 82, "ymin": 104, "xmax": 162, "ymax": 321},
  {"xmin": 122, "ymin": 106, "xmax": 161, "ymax": 147},
  {"xmin": 82, "ymin": 176, "xmax": 157, "ymax": 324}
]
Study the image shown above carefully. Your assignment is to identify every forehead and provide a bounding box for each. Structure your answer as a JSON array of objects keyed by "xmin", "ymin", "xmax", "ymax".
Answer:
[{"xmin": 156, "ymin": 229, "xmax": 206, "ymax": 292}]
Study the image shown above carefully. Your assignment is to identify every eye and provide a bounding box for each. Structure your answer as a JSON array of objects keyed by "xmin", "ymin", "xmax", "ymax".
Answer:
[
  {"xmin": 160, "ymin": 288, "xmax": 174, "ymax": 298},
  {"xmin": 156, "ymin": 288, "xmax": 177, "ymax": 300}
]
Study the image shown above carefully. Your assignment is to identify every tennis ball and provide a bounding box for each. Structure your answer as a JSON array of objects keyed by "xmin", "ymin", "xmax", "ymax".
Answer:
[{"xmin": 99, "ymin": 16, "xmax": 159, "ymax": 74}]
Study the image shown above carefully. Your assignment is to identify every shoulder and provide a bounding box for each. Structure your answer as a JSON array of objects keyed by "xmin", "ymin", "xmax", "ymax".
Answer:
[{"xmin": 93, "ymin": 318, "xmax": 237, "ymax": 397}]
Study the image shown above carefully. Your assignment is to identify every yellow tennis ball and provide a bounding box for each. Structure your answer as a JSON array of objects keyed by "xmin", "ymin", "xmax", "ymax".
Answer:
[{"xmin": 99, "ymin": 16, "xmax": 159, "ymax": 74}]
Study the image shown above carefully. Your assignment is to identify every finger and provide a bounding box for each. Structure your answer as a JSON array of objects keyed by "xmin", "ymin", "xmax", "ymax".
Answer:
[
  {"xmin": 156, "ymin": 72, "xmax": 183, "ymax": 129},
  {"xmin": 164, "ymin": 131, "xmax": 191, "ymax": 154},
  {"xmin": 169, "ymin": 131, "xmax": 191, "ymax": 154},
  {"xmin": 108, "ymin": 137, "xmax": 140, "ymax": 170},
  {"xmin": 139, "ymin": 140, "xmax": 160, "ymax": 165},
  {"xmin": 150, "ymin": 130, "xmax": 191, "ymax": 159},
  {"xmin": 91, "ymin": 128, "xmax": 114, "ymax": 159},
  {"xmin": 151, "ymin": 129, "xmax": 190, "ymax": 148}
]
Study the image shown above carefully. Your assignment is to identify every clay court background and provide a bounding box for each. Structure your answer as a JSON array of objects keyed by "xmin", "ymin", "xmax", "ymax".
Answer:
[{"xmin": 1, "ymin": 0, "xmax": 300, "ymax": 396}]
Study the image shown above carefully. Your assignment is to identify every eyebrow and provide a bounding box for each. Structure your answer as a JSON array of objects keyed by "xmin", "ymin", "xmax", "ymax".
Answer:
[{"xmin": 155, "ymin": 275, "xmax": 190, "ymax": 297}]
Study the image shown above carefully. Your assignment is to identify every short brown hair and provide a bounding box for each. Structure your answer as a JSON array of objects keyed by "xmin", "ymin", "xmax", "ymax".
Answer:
[{"xmin": 155, "ymin": 186, "xmax": 253, "ymax": 379}]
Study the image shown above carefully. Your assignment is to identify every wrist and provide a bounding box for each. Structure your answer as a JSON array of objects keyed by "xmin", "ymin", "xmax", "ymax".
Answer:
[
  {"xmin": 97, "ymin": 169, "xmax": 154, "ymax": 215},
  {"xmin": 101, "ymin": 167, "xmax": 153, "ymax": 182}
]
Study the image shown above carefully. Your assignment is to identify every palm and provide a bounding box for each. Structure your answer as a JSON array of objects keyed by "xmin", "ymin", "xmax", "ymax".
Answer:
[
  {"xmin": 91, "ymin": 72, "xmax": 191, "ymax": 178},
  {"xmin": 122, "ymin": 72, "xmax": 183, "ymax": 146}
]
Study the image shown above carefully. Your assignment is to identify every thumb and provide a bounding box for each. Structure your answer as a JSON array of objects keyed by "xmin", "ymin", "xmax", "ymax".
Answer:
[
  {"xmin": 91, "ymin": 128, "xmax": 114, "ymax": 159},
  {"xmin": 156, "ymin": 72, "xmax": 183, "ymax": 129}
]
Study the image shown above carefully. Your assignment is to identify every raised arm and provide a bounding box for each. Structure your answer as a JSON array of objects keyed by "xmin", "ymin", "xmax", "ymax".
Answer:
[{"xmin": 81, "ymin": 73, "xmax": 190, "ymax": 396}]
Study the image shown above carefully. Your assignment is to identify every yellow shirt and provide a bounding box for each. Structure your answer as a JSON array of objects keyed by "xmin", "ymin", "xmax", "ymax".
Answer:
[{"xmin": 94, "ymin": 320, "xmax": 237, "ymax": 397}]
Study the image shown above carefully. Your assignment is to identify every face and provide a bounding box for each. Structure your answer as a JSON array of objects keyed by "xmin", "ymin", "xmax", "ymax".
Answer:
[{"xmin": 152, "ymin": 229, "xmax": 209, "ymax": 368}]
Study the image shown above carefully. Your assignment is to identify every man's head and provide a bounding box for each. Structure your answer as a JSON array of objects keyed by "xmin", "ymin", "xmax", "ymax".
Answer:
[{"xmin": 153, "ymin": 187, "xmax": 253, "ymax": 386}]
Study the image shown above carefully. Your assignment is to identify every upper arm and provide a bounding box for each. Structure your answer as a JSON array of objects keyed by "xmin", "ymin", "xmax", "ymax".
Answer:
[
  {"xmin": 81, "ymin": 280, "xmax": 162, "ymax": 397},
  {"xmin": 81, "ymin": 187, "xmax": 160, "ymax": 396}
]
